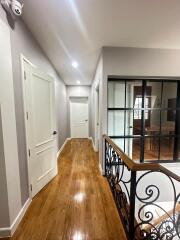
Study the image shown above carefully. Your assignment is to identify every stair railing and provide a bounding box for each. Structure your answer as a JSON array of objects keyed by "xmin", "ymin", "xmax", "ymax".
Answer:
[{"xmin": 103, "ymin": 135, "xmax": 180, "ymax": 240}]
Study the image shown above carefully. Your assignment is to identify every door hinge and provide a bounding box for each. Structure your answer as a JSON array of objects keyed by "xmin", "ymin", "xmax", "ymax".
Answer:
[
  {"xmin": 24, "ymin": 71, "xmax": 26, "ymax": 80},
  {"xmin": 30, "ymin": 184, "xmax": 32, "ymax": 192},
  {"xmin": 28, "ymin": 149, "xmax": 31, "ymax": 157},
  {"xmin": 26, "ymin": 112, "xmax": 29, "ymax": 120}
]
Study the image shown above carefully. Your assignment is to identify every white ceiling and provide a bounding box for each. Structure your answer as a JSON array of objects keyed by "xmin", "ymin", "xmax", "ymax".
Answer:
[{"xmin": 22, "ymin": 0, "xmax": 180, "ymax": 85}]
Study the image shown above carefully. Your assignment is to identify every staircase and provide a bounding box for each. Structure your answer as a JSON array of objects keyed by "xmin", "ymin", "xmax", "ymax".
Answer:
[{"xmin": 103, "ymin": 135, "xmax": 180, "ymax": 240}]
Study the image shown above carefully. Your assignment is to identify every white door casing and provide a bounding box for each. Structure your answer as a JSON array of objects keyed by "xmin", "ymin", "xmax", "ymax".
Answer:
[
  {"xmin": 126, "ymin": 83, "xmax": 134, "ymax": 158},
  {"xmin": 95, "ymin": 84, "xmax": 100, "ymax": 152},
  {"xmin": 22, "ymin": 58, "xmax": 57, "ymax": 198},
  {"xmin": 70, "ymin": 97, "xmax": 89, "ymax": 138}
]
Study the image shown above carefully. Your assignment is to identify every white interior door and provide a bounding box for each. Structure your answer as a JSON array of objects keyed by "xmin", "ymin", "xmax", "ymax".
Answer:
[
  {"xmin": 70, "ymin": 97, "xmax": 89, "ymax": 138},
  {"xmin": 23, "ymin": 60, "xmax": 57, "ymax": 197}
]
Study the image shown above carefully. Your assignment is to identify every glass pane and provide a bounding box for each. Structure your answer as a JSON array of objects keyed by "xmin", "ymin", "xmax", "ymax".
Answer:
[
  {"xmin": 178, "ymin": 138, "xmax": 180, "ymax": 160},
  {"xmin": 126, "ymin": 81, "xmax": 142, "ymax": 108},
  {"xmin": 146, "ymin": 82, "xmax": 162, "ymax": 109},
  {"xmin": 108, "ymin": 110, "xmax": 124, "ymax": 136},
  {"xmin": 125, "ymin": 138, "xmax": 140, "ymax": 161},
  {"xmin": 161, "ymin": 110, "xmax": 175, "ymax": 135},
  {"xmin": 144, "ymin": 137, "xmax": 159, "ymax": 161},
  {"xmin": 176, "ymin": 110, "xmax": 180, "ymax": 135},
  {"xmin": 160, "ymin": 137, "xmax": 174, "ymax": 161},
  {"xmin": 125, "ymin": 110, "xmax": 141, "ymax": 136},
  {"xmin": 162, "ymin": 82, "xmax": 177, "ymax": 109},
  {"xmin": 108, "ymin": 81, "xmax": 125, "ymax": 108},
  {"xmin": 145, "ymin": 110, "xmax": 161, "ymax": 136},
  {"xmin": 132, "ymin": 138, "xmax": 141, "ymax": 162},
  {"xmin": 114, "ymin": 138, "xmax": 124, "ymax": 151}
]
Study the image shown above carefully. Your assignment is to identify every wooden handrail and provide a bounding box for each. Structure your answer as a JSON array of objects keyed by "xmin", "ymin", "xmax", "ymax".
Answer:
[{"xmin": 103, "ymin": 134, "xmax": 180, "ymax": 182}]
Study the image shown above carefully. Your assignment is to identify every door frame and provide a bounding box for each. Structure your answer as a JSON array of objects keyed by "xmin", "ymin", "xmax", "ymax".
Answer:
[
  {"xmin": 94, "ymin": 82, "xmax": 100, "ymax": 152},
  {"xmin": 21, "ymin": 54, "xmax": 36, "ymax": 199},
  {"xmin": 21, "ymin": 55, "xmax": 57, "ymax": 198},
  {"xmin": 69, "ymin": 96, "xmax": 89, "ymax": 138}
]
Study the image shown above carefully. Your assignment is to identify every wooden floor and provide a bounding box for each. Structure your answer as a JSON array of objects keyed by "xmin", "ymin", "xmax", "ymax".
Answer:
[
  {"xmin": 4, "ymin": 139, "xmax": 126, "ymax": 240},
  {"xmin": 132, "ymin": 139, "xmax": 174, "ymax": 161}
]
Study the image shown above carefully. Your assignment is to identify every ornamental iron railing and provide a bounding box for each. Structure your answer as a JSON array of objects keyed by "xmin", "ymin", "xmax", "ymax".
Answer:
[{"xmin": 104, "ymin": 135, "xmax": 180, "ymax": 240}]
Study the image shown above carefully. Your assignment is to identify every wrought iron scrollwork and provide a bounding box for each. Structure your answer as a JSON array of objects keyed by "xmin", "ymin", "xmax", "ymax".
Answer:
[
  {"xmin": 105, "ymin": 139, "xmax": 132, "ymax": 235},
  {"xmin": 104, "ymin": 136, "xmax": 180, "ymax": 240},
  {"xmin": 134, "ymin": 171, "xmax": 180, "ymax": 240}
]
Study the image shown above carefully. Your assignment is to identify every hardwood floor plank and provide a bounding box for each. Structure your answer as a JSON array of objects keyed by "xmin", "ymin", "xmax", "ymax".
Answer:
[{"xmin": 2, "ymin": 139, "xmax": 126, "ymax": 240}]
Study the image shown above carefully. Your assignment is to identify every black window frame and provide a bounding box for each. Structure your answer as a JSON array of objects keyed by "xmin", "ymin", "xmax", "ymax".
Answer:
[{"xmin": 107, "ymin": 77, "xmax": 180, "ymax": 163}]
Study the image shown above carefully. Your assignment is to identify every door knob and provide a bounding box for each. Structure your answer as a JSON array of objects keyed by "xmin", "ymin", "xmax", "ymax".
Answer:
[{"xmin": 53, "ymin": 131, "xmax": 57, "ymax": 135}]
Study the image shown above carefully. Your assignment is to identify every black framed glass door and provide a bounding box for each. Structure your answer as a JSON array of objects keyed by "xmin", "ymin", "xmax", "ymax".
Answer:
[{"xmin": 108, "ymin": 78, "xmax": 180, "ymax": 163}]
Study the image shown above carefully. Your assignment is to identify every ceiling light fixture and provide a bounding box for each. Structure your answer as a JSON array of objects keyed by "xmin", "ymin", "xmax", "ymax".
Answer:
[
  {"xmin": 72, "ymin": 61, "xmax": 79, "ymax": 68},
  {"xmin": 77, "ymin": 80, "xmax": 80, "ymax": 84}
]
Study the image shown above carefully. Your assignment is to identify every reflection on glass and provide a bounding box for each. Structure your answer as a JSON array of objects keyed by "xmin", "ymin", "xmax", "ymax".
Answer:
[
  {"xmin": 114, "ymin": 139, "xmax": 124, "ymax": 151},
  {"xmin": 162, "ymin": 82, "xmax": 177, "ymax": 109},
  {"xmin": 132, "ymin": 138, "xmax": 141, "ymax": 162},
  {"xmin": 134, "ymin": 97, "xmax": 149, "ymax": 119},
  {"xmin": 108, "ymin": 81, "xmax": 125, "ymax": 108},
  {"xmin": 126, "ymin": 110, "xmax": 143, "ymax": 136},
  {"xmin": 178, "ymin": 140, "xmax": 180, "ymax": 160},
  {"xmin": 161, "ymin": 111, "xmax": 175, "ymax": 135},
  {"xmin": 160, "ymin": 137, "xmax": 174, "ymax": 161},
  {"xmin": 176, "ymin": 110, "xmax": 180, "ymax": 135},
  {"xmin": 146, "ymin": 82, "xmax": 162, "ymax": 109},
  {"xmin": 144, "ymin": 137, "xmax": 159, "ymax": 161},
  {"xmin": 108, "ymin": 111, "xmax": 124, "ymax": 136},
  {"xmin": 124, "ymin": 138, "xmax": 141, "ymax": 161},
  {"xmin": 145, "ymin": 110, "xmax": 160, "ymax": 135},
  {"xmin": 107, "ymin": 79, "xmax": 179, "ymax": 163},
  {"xmin": 126, "ymin": 81, "xmax": 142, "ymax": 108}
]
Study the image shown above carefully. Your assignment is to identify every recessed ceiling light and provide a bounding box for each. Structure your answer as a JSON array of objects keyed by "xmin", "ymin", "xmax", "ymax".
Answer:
[
  {"xmin": 77, "ymin": 80, "xmax": 80, "ymax": 84},
  {"xmin": 72, "ymin": 61, "xmax": 79, "ymax": 68}
]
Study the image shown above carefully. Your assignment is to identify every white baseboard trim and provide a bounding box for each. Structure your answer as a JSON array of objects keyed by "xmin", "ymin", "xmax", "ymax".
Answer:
[
  {"xmin": 0, "ymin": 198, "xmax": 31, "ymax": 238},
  {"xmin": 57, "ymin": 138, "xmax": 71, "ymax": 158},
  {"xmin": 11, "ymin": 198, "xmax": 31, "ymax": 235},
  {"xmin": 0, "ymin": 227, "xmax": 10, "ymax": 238},
  {"xmin": 99, "ymin": 162, "xmax": 105, "ymax": 175},
  {"xmin": 89, "ymin": 137, "xmax": 97, "ymax": 152}
]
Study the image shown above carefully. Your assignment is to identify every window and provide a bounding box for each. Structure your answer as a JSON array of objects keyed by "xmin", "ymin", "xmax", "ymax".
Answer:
[
  {"xmin": 108, "ymin": 79, "xmax": 180, "ymax": 163},
  {"xmin": 134, "ymin": 97, "xmax": 149, "ymax": 120}
]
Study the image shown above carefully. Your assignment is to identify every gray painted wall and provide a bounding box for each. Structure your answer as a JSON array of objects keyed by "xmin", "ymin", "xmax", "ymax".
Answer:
[
  {"xmin": 90, "ymin": 56, "xmax": 103, "ymax": 144},
  {"xmin": 67, "ymin": 86, "xmax": 91, "ymax": 137},
  {"xmin": 0, "ymin": 107, "xmax": 10, "ymax": 228},
  {"xmin": 55, "ymin": 79, "xmax": 68, "ymax": 148},
  {"xmin": 0, "ymin": 7, "xmax": 68, "ymax": 208}
]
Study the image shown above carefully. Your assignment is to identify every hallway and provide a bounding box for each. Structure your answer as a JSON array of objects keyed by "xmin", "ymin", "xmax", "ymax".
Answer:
[{"xmin": 4, "ymin": 139, "xmax": 126, "ymax": 240}]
